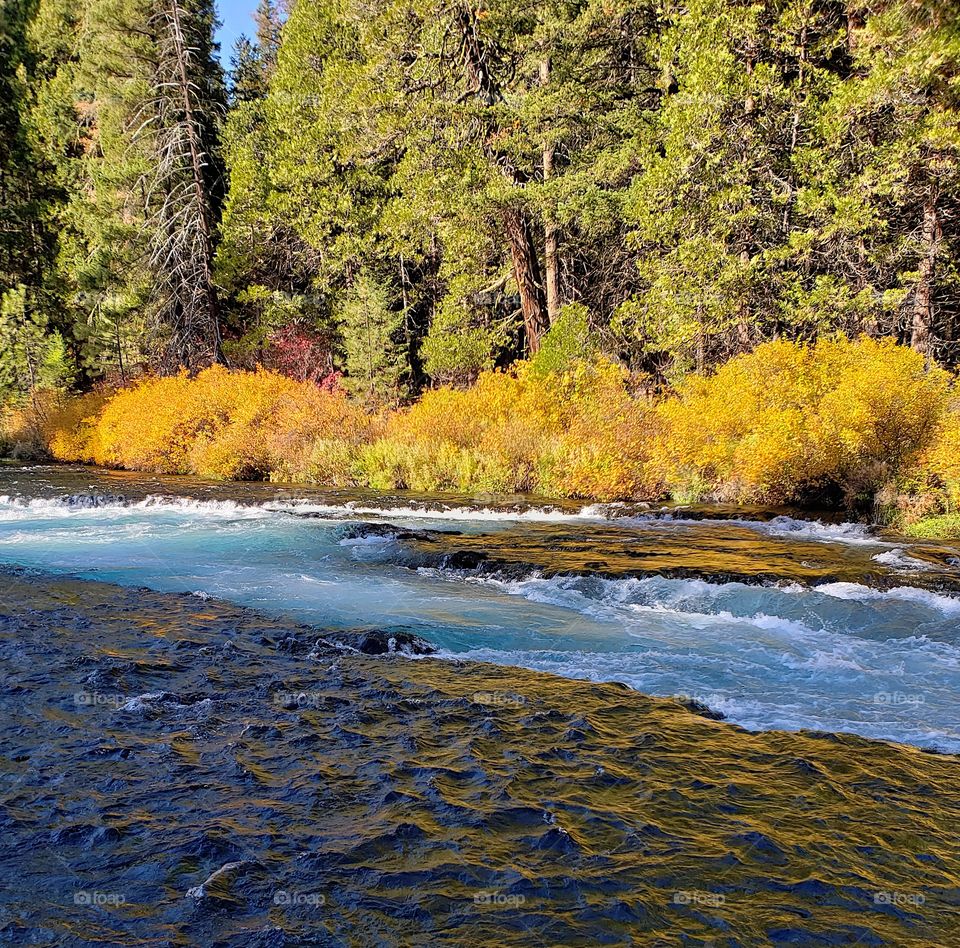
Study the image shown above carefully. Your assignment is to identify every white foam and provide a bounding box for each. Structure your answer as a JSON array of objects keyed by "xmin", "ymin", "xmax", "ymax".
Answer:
[
  {"xmin": 434, "ymin": 644, "xmax": 960, "ymax": 753},
  {"xmin": 814, "ymin": 582, "xmax": 960, "ymax": 614},
  {"xmin": 338, "ymin": 534, "xmax": 398, "ymax": 546},
  {"xmin": 476, "ymin": 568, "xmax": 960, "ymax": 619},
  {"xmin": 0, "ymin": 492, "xmax": 606, "ymax": 526},
  {"xmin": 0, "ymin": 493, "xmax": 899, "ymax": 552},
  {"xmin": 755, "ymin": 515, "xmax": 883, "ymax": 544},
  {"xmin": 872, "ymin": 549, "xmax": 936, "ymax": 572},
  {"xmin": 268, "ymin": 499, "xmax": 600, "ymax": 523},
  {"xmin": 0, "ymin": 494, "xmax": 271, "ymax": 521},
  {"xmin": 119, "ymin": 692, "xmax": 214, "ymax": 716},
  {"xmin": 780, "ymin": 648, "xmax": 866, "ymax": 672},
  {"xmin": 691, "ymin": 515, "xmax": 884, "ymax": 545},
  {"xmin": 611, "ymin": 510, "xmax": 892, "ymax": 545},
  {"xmin": 120, "ymin": 692, "xmax": 166, "ymax": 712}
]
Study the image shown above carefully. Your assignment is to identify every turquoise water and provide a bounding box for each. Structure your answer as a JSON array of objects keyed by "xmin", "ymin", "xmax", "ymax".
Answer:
[{"xmin": 2, "ymin": 465, "xmax": 959, "ymax": 752}]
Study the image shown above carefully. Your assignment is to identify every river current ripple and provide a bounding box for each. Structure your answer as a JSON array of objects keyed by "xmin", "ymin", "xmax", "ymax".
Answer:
[{"xmin": 1, "ymin": 465, "xmax": 959, "ymax": 943}]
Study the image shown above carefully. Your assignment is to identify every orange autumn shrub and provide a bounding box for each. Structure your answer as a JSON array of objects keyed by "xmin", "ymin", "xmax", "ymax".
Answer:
[
  {"xmin": 362, "ymin": 367, "xmax": 561, "ymax": 492},
  {"xmin": 923, "ymin": 410, "xmax": 960, "ymax": 510},
  {"xmin": 91, "ymin": 367, "xmax": 371, "ymax": 479},
  {"xmin": 10, "ymin": 338, "xmax": 956, "ymax": 516},
  {"xmin": 542, "ymin": 361, "xmax": 659, "ymax": 500},
  {"xmin": 899, "ymin": 406, "xmax": 960, "ymax": 518},
  {"xmin": 356, "ymin": 359, "xmax": 655, "ymax": 498},
  {"xmin": 44, "ymin": 389, "xmax": 113, "ymax": 463},
  {"xmin": 92, "ymin": 373, "xmax": 198, "ymax": 472},
  {"xmin": 1, "ymin": 388, "xmax": 113, "ymax": 462},
  {"xmin": 2, "ymin": 395, "xmax": 54, "ymax": 460}
]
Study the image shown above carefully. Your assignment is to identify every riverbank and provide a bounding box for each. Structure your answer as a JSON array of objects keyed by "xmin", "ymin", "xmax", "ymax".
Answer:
[
  {"xmin": 4, "ymin": 337, "xmax": 960, "ymax": 538},
  {"xmin": 2, "ymin": 565, "xmax": 958, "ymax": 944}
]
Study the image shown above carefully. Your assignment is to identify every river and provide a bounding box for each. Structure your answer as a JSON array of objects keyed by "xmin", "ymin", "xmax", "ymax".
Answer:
[{"xmin": 1, "ymin": 463, "xmax": 959, "ymax": 944}]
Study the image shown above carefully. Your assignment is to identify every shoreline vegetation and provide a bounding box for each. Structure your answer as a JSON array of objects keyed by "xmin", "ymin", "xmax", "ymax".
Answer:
[{"xmin": 4, "ymin": 335, "xmax": 959, "ymax": 538}]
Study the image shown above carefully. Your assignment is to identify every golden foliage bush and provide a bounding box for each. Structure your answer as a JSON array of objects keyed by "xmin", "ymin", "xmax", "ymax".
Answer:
[
  {"xmin": 45, "ymin": 390, "xmax": 113, "ymax": 463},
  {"xmin": 2, "ymin": 397, "xmax": 52, "ymax": 460},
  {"xmin": 2, "ymin": 389, "xmax": 112, "ymax": 462},
  {"xmin": 355, "ymin": 359, "xmax": 655, "ymax": 498},
  {"xmin": 39, "ymin": 367, "xmax": 372, "ymax": 480},
  {"xmin": 7, "ymin": 339, "xmax": 958, "ymax": 518},
  {"xmin": 923, "ymin": 411, "xmax": 960, "ymax": 511},
  {"xmin": 542, "ymin": 363, "xmax": 658, "ymax": 501},
  {"xmin": 359, "ymin": 369, "xmax": 552, "ymax": 493},
  {"xmin": 899, "ymin": 407, "xmax": 960, "ymax": 519},
  {"xmin": 650, "ymin": 337, "xmax": 952, "ymax": 504}
]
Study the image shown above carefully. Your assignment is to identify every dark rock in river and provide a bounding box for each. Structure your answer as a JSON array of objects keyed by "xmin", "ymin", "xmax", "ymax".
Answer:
[
  {"xmin": 337, "ymin": 521, "xmax": 453, "ymax": 543},
  {"xmin": 323, "ymin": 628, "xmax": 437, "ymax": 656},
  {"xmin": 438, "ymin": 550, "xmax": 489, "ymax": 570},
  {"xmin": 186, "ymin": 859, "xmax": 262, "ymax": 901},
  {"xmin": 676, "ymin": 697, "xmax": 726, "ymax": 721}
]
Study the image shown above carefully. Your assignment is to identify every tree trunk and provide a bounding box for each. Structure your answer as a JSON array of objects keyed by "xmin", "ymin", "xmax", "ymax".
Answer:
[
  {"xmin": 737, "ymin": 251, "xmax": 752, "ymax": 352},
  {"xmin": 540, "ymin": 57, "xmax": 559, "ymax": 325},
  {"xmin": 504, "ymin": 207, "xmax": 548, "ymax": 354},
  {"xmin": 455, "ymin": 4, "xmax": 547, "ymax": 355},
  {"xmin": 911, "ymin": 188, "xmax": 941, "ymax": 358},
  {"xmin": 695, "ymin": 301, "xmax": 705, "ymax": 373},
  {"xmin": 543, "ymin": 203, "xmax": 559, "ymax": 327},
  {"xmin": 738, "ymin": 56, "xmax": 756, "ymax": 352}
]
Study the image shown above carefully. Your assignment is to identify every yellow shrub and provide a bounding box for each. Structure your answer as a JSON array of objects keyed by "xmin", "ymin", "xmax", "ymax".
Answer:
[
  {"xmin": 651, "ymin": 337, "xmax": 951, "ymax": 504},
  {"xmin": 89, "ymin": 367, "xmax": 371, "ymax": 480},
  {"xmin": 9, "ymin": 341, "xmax": 951, "ymax": 511},
  {"xmin": 1, "ymin": 389, "xmax": 112, "ymax": 462},
  {"xmin": 45, "ymin": 390, "xmax": 113, "ymax": 462},
  {"xmin": 94, "ymin": 373, "xmax": 199, "ymax": 472},
  {"xmin": 359, "ymin": 359, "xmax": 653, "ymax": 498},
  {"xmin": 902, "ymin": 407, "xmax": 960, "ymax": 514},
  {"xmin": 546, "ymin": 362, "xmax": 659, "ymax": 500}
]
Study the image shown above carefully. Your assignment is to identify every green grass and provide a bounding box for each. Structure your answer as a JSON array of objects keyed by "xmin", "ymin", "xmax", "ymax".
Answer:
[{"xmin": 902, "ymin": 513, "xmax": 960, "ymax": 540}]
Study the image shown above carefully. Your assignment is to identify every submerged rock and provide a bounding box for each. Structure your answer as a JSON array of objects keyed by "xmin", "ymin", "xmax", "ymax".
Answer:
[
  {"xmin": 438, "ymin": 550, "xmax": 489, "ymax": 571},
  {"xmin": 337, "ymin": 521, "xmax": 443, "ymax": 543},
  {"xmin": 186, "ymin": 860, "xmax": 260, "ymax": 901},
  {"xmin": 326, "ymin": 629, "xmax": 437, "ymax": 656}
]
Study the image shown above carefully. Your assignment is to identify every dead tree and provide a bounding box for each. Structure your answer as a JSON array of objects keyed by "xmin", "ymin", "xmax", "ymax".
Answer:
[{"xmin": 142, "ymin": 0, "xmax": 223, "ymax": 370}]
